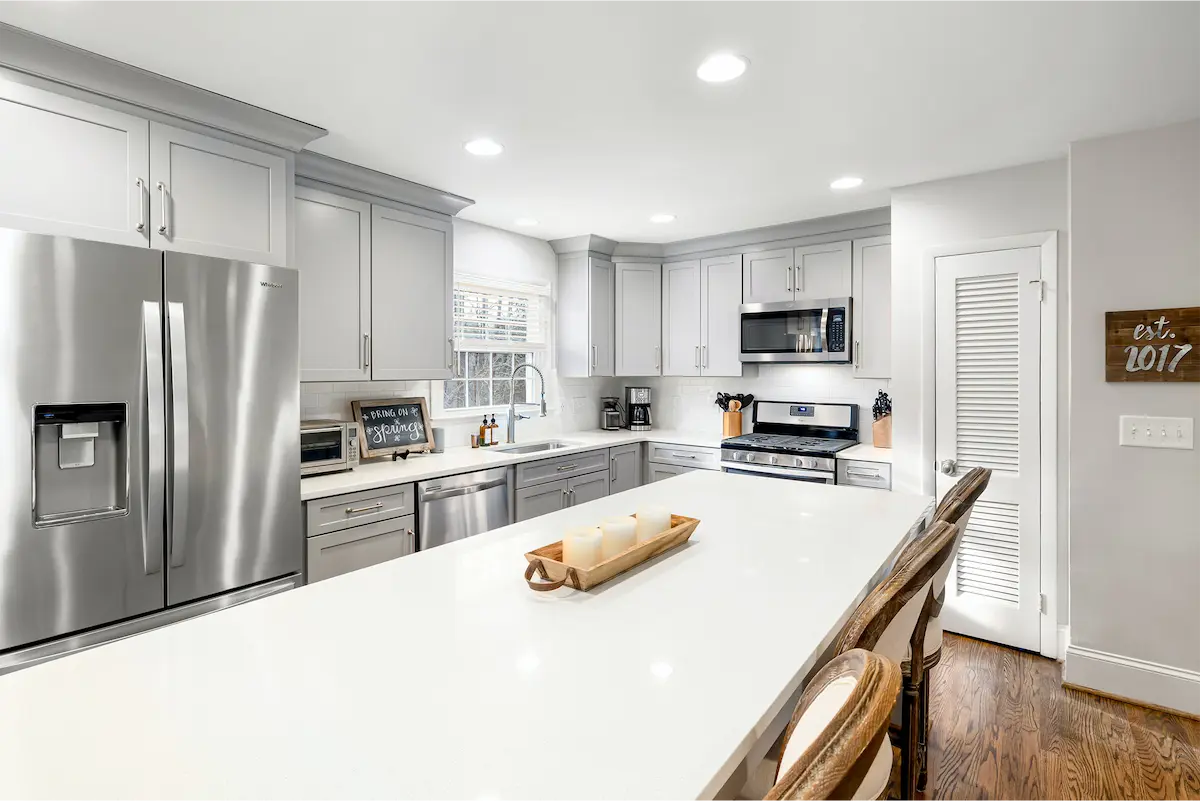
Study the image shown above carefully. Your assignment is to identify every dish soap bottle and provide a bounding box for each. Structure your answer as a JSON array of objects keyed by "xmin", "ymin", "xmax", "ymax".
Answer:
[
  {"xmin": 479, "ymin": 415, "xmax": 490, "ymax": 447},
  {"xmin": 489, "ymin": 414, "xmax": 499, "ymax": 446}
]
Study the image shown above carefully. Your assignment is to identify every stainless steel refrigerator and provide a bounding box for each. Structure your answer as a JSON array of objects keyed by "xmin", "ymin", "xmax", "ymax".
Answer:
[{"xmin": 0, "ymin": 229, "xmax": 301, "ymax": 671}]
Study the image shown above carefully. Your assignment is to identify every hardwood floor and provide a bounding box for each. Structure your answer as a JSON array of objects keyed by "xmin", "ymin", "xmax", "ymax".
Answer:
[{"xmin": 922, "ymin": 634, "xmax": 1200, "ymax": 800}]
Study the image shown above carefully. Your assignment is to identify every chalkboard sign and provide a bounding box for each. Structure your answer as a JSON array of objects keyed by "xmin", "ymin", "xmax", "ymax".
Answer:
[{"xmin": 350, "ymin": 397, "xmax": 433, "ymax": 458}]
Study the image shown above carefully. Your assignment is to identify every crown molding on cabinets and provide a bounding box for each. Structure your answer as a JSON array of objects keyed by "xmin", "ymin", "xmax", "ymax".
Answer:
[
  {"xmin": 0, "ymin": 23, "xmax": 326, "ymax": 152},
  {"xmin": 549, "ymin": 234, "xmax": 619, "ymax": 256},
  {"xmin": 661, "ymin": 208, "xmax": 891, "ymax": 260},
  {"xmin": 296, "ymin": 151, "xmax": 474, "ymax": 218}
]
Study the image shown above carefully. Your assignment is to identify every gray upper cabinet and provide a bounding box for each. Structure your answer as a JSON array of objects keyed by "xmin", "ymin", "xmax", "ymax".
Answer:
[
  {"xmin": 699, "ymin": 254, "xmax": 744, "ymax": 377},
  {"xmin": 558, "ymin": 254, "xmax": 615, "ymax": 378},
  {"xmin": 662, "ymin": 260, "xmax": 701, "ymax": 377},
  {"xmin": 742, "ymin": 248, "xmax": 794, "ymax": 304},
  {"xmin": 793, "ymin": 241, "xmax": 851, "ymax": 300},
  {"xmin": 149, "ymin": 122, "xmax": 288, "ymax": 267},
  {"xmin": 609, "ymin": 444, "xmax": 642, "ymax": 495},
  {"xmin": 615, "ymin": 262, "xmax": 662, "ymax": 376},
  {"xmin": 0, "ymin": 79, "xmax": 148, "ymax": 248},
  {"xmin": 370, "ymin": 204, "xmax": 453, "ymax": 380},
  {"xmin": 295, "ymin": 186, "xmax": 372, "ymax": 382},
  {"xmin": 852, "ymin": 236, "xmax": 892, "ymax": 379}
]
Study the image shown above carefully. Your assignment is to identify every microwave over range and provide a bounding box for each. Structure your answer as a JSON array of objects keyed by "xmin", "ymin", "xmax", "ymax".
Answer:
[{"xmin": 739, "ymin": 297, "xmax": 852, "ymax": 364}]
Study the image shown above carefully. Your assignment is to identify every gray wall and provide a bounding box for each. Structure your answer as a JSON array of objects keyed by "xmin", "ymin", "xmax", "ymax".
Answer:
[
  {"xmin": 890, "ymin": 159, "xmax": 1070, "ymax": 624},
  {"xmin": 1066, "ymin": 120, "xmax": 1200, "ymax": 676}
]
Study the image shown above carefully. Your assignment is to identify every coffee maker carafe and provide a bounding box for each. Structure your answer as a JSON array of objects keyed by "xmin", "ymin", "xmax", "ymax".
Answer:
[{"xmin": 624, "ymin": 386, "xmax": 652, "ymax": 431}]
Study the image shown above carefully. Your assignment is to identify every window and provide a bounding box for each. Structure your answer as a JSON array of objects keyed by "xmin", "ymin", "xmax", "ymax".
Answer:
[{"xmin": 439, "ymin": 276, "xmax": 550, "ymax": 413}]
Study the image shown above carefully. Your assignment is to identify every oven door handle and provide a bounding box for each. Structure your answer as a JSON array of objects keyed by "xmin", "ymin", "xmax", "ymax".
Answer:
[{"xmin": 721, "ymin": 463, "xmax": 835, "ymax": 483}]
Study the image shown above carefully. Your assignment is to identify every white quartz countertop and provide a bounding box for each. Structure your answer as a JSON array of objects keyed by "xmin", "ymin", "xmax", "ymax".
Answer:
[
  {"xmin": 836, "ymin": 443, "xmax": 895, "ymax": 464},
  {"xmin": 0, "ymin": 472, "xmax": 933, "ymax": 800},
  {"xmin": 300, "ymin": 428, "xmax": 725, "ymax": 501}
]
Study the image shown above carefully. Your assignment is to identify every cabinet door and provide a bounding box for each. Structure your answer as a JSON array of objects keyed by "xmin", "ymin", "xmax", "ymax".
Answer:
[
  {"xmin": 567, "ymin": 471, "xmax": 609, "ymax": 507},
  {"xmin": 648, "ymin": 463, "xmax": 691, "ymax": 483},
  {"xmin": 295, "ymin": 187, "xmax": 371, "ymax": 382},
  {"xmin": 852, "ymin": 236, "xmax": 892, "ymax": 379},
  {"xmin": 0, "ymin": 79, "xmax": 149, "ymax": 247},
  {"xmin": 615, "ymin": 262, "xmax": 662, "ymax": 376},
  {"xmin": 794, "ymin": 241, "xmax": 851, "ymax": 300},
  {"xmin": 609, "ymin": 444, "xmax": 642, "ymax": 495},
  {"xmin": 515, "ymin": 479, "xmax": 567, "ymax": 522},
  {"xmin": 700, "ymin": 254, "xmax": 744, "ymax": 377},
  {"xmin": 149, "ymin": 122, "xmax": 287, "ymax": 266},
  {"xmin": 305, "ymin": 514, "xmax": 416, "ymax": 584},
  {"xmin": 371, "ymin": 204, "xmax": 453, "ymax": 380},
  {"xmin": 589, "ymin": 258, "xmax": 615, "ymax": 377},
  {"xmin": 742, "ymin": 248, "xmax": 794, "ymax": 304},
  {"xmin": 662, "ymin": 260, "xmax": 701, "ymax": 377}
]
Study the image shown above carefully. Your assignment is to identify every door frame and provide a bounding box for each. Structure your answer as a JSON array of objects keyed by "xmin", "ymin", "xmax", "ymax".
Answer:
[{"xmin": 923, "ymin": 231, "xmax": 1058, "ymax": 658}]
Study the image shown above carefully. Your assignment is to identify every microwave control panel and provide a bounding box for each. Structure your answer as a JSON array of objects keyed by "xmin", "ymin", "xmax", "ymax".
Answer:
[{"xmin": 827, "ymin": 310, "xmax": 846, "ymax": 353}]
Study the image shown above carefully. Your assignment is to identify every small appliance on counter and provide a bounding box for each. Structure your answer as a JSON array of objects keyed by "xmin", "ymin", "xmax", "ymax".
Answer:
[
  {"xmin": 301, "ymin": 419, "xmax": 360, "ymax": 477},
  {"xmin": 601, "ymin": 397, "xmax": 623, "ymax": 430},
  {"xmin": 624, "ymin": 386, "xmax": 652, "ymax": 431},
  {"xmin": 720, "ymin": 401, "xmax": 859, "ymax": 484}
]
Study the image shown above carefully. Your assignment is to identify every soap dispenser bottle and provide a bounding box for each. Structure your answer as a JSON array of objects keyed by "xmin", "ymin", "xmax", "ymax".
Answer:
[{"xmin": 479, "ymin": 416, "xmax": 489, "ymax": 446}]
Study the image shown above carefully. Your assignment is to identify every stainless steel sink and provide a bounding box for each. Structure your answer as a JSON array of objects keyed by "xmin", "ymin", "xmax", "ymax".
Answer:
[{"xmin": 491, "ymin": 440, "xmax": 581, "ymax": 454}]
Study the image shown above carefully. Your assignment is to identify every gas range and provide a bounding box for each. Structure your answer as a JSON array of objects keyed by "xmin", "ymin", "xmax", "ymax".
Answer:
[{"xmin": 720, "ymin": 401, "xmax": 859, "ymax": 483}]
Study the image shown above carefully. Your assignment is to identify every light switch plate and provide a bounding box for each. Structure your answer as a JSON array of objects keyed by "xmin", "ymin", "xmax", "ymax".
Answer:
[{"xmin": 1119, "ymin": 415, "xmax": 1194, "ymax": 449}]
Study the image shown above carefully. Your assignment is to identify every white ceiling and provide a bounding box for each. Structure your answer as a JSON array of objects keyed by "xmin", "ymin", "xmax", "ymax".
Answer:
[{"xmin": 1, "ymin": 2, "xmax": 1197, "ymax": 243}]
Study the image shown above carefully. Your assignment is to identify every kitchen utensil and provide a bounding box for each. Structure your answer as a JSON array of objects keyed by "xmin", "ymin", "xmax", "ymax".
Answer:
[{"xmin": 729, "ymin": 399, "xmax": 742, "ymax": 413}]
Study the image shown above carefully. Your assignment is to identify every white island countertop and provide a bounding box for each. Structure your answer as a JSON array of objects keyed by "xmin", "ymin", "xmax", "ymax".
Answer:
[
  {"xmin": 836, "ymin": 443, "xmax": 894, "ymax": 464},
  {"xmin": 0, "ymin": 472, "xmax": 933, "ymax": 799},
  {"xmin": 300, "ymin": 428, "xmax": 725, "ymax": 501}
]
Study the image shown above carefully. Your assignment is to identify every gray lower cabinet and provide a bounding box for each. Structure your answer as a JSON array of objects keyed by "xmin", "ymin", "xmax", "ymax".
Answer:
[
  {"xmin": 649, "ymin": 463, "xmax": 695, "ymax": 483},
  {"xmin": 609, "ymin": 444, "xmax": 642, "ymax": 494},
  {"xmin": 306, "ymin": 513, "xmax": 416, "ymax": 584},
  {"xmin": 568, "ymin": 470, "xmax": 609, "ymax": 506},
  {"xmin": 515, "ymin": 478, "xmax": 568, "ymax": 522}
]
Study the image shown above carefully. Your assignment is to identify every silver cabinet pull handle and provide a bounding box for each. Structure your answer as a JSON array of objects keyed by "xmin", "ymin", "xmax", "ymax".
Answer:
[
  {"xmin": 845, "ymin": 468, "xmax": 881, "ymax": 478},
  {"xmin": 345, "ymin": 502, "xmax": 384, "ymax": 515},
  {"xmin": 567, "ymin": 488, "xmax": 576, "ymax": 506},
  {"xmin": 672, "ymin": 453, "xmax": 697, "ymax": 460},
  {"xmin": 592, "ymin": 344, "xmax": 597, "ymax": 368},
  {"xmin": 136, "ymin": 178, "xmax": 146, "ymax": 232},
  {"xmin": 655, "ymin": 345, "xmax": 660, "ymax": 370},
  {"xmin": 556, "ymin": 464, "xmax": 578, "ymax": 472},
  {"xmin": 156, "ymin": 182, "xmax": 168, "ymax": 235},
  {"xmin": 142, "ymin": 301, "xmax": 165, "ymax": 576},
  {"xmin": 854, "ymin": 340, "xmax": 861, "ymax": 369},
  {"xmin": 363, "ymin": 333, "xmax": 370, "ymax": 369},
  {"xmin": 702, "ymin": 345, "xmax": 707, "ymax": 368},
  {"xmin": 167, "ymin": 302, "xmax": 189, "ymax": 568},
  {"xmin": 786, "ymin": 266, "xmax": 791, "ymax": 291},
  {"xmin": 610, "ymin": 456, "xmax": 616, "ymax": 482},
  {"xmin": 694, "ymin": 346, "xmax": 700, "ymax": 368},
  {"xmin": 447, "ymin": 337, "xmax": 453, "ymax": 369}
]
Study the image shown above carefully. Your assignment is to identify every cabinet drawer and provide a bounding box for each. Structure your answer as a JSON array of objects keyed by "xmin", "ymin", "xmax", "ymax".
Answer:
[
  {"xmin": 837, "ymin": 459, "xmax": 892, "ymax": 490},
  {"xmin": 306, "ymin": 514, "xmax": 416, "ymax": 584},
  {"xmin": 647, "ymin": 442, "xmax": 721, "ymax": 470},
  {"xmin": 306, "ymin": 483, "xmax": 416, "ymax": 537},
  {"xmin": 515, "ymin": 449, "xmax": 609, "ymax": 489}
]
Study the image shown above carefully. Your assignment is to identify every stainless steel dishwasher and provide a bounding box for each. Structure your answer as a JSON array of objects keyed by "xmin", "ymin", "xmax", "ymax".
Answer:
[{"xmin": 417, "ymin": 467, "xmax": 511, "ymax": 550}]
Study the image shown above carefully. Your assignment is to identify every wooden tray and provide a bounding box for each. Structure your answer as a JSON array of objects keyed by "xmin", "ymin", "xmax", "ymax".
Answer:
[{"xmin": 523, "ymin": 514, "xmax": 699, "ymax": 592}]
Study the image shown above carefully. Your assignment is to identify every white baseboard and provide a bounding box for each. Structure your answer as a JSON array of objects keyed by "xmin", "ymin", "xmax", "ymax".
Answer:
[
  {"xmin": 1056, "ymin": 625, "xmax": 1069, "ymax": 662},
  {"xmin": 1063, "ymin": 643, "xmax": 1200, "ymax": 716}
]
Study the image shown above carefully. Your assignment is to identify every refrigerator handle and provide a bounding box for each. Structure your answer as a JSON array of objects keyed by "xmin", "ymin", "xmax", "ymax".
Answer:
[
  {"xmin": 167, "ymin": 302, "xmax": 190, "ymax": 568},
  {"xmin": 142, "ymin": 301, "xmax": 165, "ymax": 576}
]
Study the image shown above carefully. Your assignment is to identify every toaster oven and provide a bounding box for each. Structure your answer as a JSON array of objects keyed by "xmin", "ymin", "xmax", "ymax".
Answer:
[{"xmin": 300, "ymin": 420, "xmax": 360, "ymax": 477}]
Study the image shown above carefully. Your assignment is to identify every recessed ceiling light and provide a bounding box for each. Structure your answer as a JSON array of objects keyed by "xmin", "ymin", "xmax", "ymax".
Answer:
[
  {"xmin": 697, "ymin": 53, "xmax": 748, "ymax": 83},
  {"xmin": 464, "ymin": 138, "xmax": 503, "ymax": 156},
  {"xmin": 830, "ymin": 176, "xmax": 864, "ymax": 190},
  {"xmin": 650, "ymin": 213, "xmax": 676, "ymax": 224},
  {"xmin": 515, "ymin": 218, "xmax": 538, "ymax": 227}
]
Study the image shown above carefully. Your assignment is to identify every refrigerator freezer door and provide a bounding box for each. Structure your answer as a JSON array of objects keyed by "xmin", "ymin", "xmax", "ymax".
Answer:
[
  {"xmin": 0, "ymin": 230, "xmax": 166, "ymax": 652},
  {"xmin": 164, "ymin": 254, "xmax": 301, "ymax": 605}
]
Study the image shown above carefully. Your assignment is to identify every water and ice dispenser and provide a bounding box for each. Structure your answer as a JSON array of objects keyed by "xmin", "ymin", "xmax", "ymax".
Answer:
[{"xmin": 32, "ymin": 403, "xmax": 128, "ymax": 526}]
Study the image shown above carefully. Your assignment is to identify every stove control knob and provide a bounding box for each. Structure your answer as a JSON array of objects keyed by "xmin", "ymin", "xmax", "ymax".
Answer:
[{"xmin": 769, "ymin": 455, "xmax": 778, "ymax": 465}]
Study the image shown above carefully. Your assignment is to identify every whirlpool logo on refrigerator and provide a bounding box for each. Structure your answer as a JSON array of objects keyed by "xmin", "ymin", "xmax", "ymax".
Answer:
[{"xmin": 259, "ymin": 280, "xmax": 284, "ymax": 289}]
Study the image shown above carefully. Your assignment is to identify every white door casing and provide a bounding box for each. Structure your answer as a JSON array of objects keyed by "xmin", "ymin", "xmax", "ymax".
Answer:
[{"xmin": 933, "ymin": 234, "xmax": 1056, "ymax": 654}]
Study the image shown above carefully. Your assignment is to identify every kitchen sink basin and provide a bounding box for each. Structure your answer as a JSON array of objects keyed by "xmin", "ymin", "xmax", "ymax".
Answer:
[{"xmin": 491, "ymin": 440, "xmax": 581, "ymax": 454}]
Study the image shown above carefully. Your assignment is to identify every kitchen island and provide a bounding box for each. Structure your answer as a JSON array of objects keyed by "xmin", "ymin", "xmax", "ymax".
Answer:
[{"xmin": 0, "ymin": 471, "xmax": 932, "ymax": 800}]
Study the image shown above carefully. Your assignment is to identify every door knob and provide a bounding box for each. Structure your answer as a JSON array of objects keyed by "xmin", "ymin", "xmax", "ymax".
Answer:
[{"xmin": 939, "ymin": 459, "xmax": 957, "ymax": 475}]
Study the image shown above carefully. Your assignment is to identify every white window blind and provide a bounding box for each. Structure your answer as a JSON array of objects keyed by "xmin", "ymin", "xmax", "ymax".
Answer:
[{"xmin": 453, "ymin": 276, "xmax": 550, "ymax": 354}]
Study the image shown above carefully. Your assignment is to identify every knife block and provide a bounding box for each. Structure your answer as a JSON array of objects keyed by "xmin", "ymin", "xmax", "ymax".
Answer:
[
  {"xmin": 872, "ymin": 414, "xmax": 892, "ymax": 449},
  {"xmin": 722, "ymin": 411, "xmax": 742, "ymax": 439}
]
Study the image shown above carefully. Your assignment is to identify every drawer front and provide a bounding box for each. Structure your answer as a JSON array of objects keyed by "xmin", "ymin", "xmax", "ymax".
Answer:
[
  {"xmin": 306, "ymin": 514, "xmax": 416, "ymax": 584},
  {"xmin": 515, "ymin": 449, "xmax": 609, "ymax": 489},
  {"xmin": 306, "ymin": 483, "xmax": 416, "ymax": 537},
  {"xmin": 837, "ymin": 459, "xmax": 892, "ymax": 490},
  {"xmin": 647, "ymin": 442, "xmax": 721, "ymax": 470}
]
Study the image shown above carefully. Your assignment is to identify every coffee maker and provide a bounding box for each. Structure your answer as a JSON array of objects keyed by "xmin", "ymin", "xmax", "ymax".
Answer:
[
  {"xmin": 624, "ymin": 387, "xmax": 652, "ymax": 431},
  {"xmin": 600, "ymin": 397, "xmax": 622, "ymax": 431}
]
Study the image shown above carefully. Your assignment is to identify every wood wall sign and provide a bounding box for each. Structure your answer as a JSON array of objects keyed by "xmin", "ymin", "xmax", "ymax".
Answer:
[{"xmin": 1105, "ymin": 307, "xmax": 1198, "ymax": 382}]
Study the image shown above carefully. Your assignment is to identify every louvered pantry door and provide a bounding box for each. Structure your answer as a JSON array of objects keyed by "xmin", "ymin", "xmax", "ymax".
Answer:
[{"xmin": 935, "ymin": 246, "xmax": 1041, "ymax": 652}]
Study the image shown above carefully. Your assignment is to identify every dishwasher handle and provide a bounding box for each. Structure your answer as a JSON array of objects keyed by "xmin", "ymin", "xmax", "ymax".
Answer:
[{"xmin": 420, "ymin": 476, "xmax": 508, "ymax": 501}]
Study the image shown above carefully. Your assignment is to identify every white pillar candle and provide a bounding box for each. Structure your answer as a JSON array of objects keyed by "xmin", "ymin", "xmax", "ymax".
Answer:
[
  {"xmin": 635, "ymin": 506, "xmax": 672, "ymax": 543},
  {"xmin": 600, "ymin": 516, "xmax": 638, "ymax": 560},
  {"xmin": 562, "ymin": 526, "xmax": 603, "ymax": 569}
]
